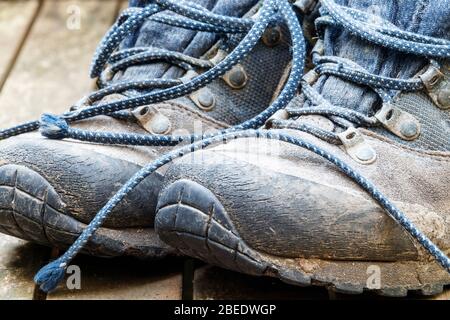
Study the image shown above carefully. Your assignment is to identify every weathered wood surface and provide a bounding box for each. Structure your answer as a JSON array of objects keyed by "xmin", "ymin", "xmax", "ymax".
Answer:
[
  {"xmin": 0, "ymin": 0, "xmax": 119, "ymax": 128},
  {"xmin": 0, "ymin": 235, "xmax": 48, "ymax": 300},
  {"xmin": 0, "ymin": 0, "xmax": 448, "ymax": 301},
  {"xmin": 0, "ymin": 0, "xmax": 43, "ymax": 301},
  {"xmin": 427, "ymin": 290, "xmax": 450, "ymax": 300},
  {"xmin": 193, "ymin": 266, "xmax": 329, "ymax": 300},
  {"xmin": 0, "ymin": 0, "xmax": 39, "ymax": 90},
  {"xmin": 48, "ymin": 257, "xmax": 183, "ymax": 300},
  {"xmin": 0, "ymin": 0, "xmax": 185, "ymax": 300}
]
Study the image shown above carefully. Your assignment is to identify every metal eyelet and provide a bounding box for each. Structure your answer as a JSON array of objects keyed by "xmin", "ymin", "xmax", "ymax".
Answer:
[
  {"xmin": 437, "ymin": 87, "xmax": 450, "ymax": 108},
  {"xmin": 374, "ymin": 104, "xmax": 421, "ymax": 141},
  {"xmin": 262, "ymin": 26, "xmax": 282, "ymax": 47},
  {"xmin": 222, "ymin": 64, "xmax": 248, "ymax": 89},
  {"xmin": 132, "ymin": 106, "xmax": 171, "ymax": 134},
  {"xmin": 208, "ymin": 49, "xmax": 248, "ymax": 90},
  {"xmin": 338, "ymin": 127, "xmax": 377, "ymax": 165},
  {"xmin": 190, "ymin": 87, "xmax": 216, "ymax": 111},
  {"xmin": 419, "ymin": 64, "xmax": 450, "ymax": 110},
  {"xmin": 181, "ymin": 69, "xmax": 216, "ymax": 111}
]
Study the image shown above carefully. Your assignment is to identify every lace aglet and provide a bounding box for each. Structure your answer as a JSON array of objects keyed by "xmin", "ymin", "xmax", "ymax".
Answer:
[
  {"xmin": 34, "ymin": 260, "xmax": 67, "ymax": 293},
  {"xmin": 39, "ymin": 113, "xmax": 69, "ymax": 140}
]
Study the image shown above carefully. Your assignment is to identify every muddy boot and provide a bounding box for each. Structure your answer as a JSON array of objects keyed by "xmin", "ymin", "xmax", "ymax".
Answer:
[
  {"xmin": 0, "ymin": 0, "xmax": 295, "ymax": 259},
  {"xmin": 155, "ymin": 0, "xmax": 450, "ymax": 296}
]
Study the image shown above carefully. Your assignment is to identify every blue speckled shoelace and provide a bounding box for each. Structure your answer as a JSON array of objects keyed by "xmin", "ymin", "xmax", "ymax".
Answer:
[
  {"xmin": 28, "ymin": 0, "xmax": 306, "ymax": 292},
  {"xmin": 272, "ymin": 0, "xmax": 450, "ymax": 144},
  {"xmin": 29, "ymin": 0, "xmax": 450, "ymax": 292},
  {"xmin": 0, "ymin": 0, "xmax": 268, "ymax": 140}
]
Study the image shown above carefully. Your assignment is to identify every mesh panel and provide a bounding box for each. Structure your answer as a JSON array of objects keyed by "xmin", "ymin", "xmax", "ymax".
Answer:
[
  {"xmin": 287, "ymin": 90, "xmax": 449, "ymax": 152},
  {"xmin": 174, "ymin": 35, "xmax": 292, "ymax": 125},
  {"xmin": 372, "ymin": 92, "xmax": 450, "ymax": 152}
]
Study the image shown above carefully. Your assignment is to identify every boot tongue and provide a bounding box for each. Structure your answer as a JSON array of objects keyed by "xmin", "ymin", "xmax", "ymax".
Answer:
[
  {"xmin": 119, "ymin": 0, "xmax": 258, "ymax": 83},
  {"xmin": 314, "ymin": 0, "xmax": 450, "ymax": 117}
]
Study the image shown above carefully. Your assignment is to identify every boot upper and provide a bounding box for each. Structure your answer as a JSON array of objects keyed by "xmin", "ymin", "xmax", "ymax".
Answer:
[
  {"xmin": 160, "ymin": 0, "xmax": 450, "ymax": 262},
  {"xmin": 0, "ymin": 0, "xmax": 290, "ymax": 229}
]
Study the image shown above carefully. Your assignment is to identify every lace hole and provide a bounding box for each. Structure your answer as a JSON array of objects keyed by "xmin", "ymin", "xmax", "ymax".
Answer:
[
  {"xmin": 346, "ymin": 132, "xmax": 356, "ymax": 140},
  {"xmin": 385, "ymin": 109, "xmax": 393, "ymax": 121},
  {"xmin": 429, "ymin": 75, "xmax": 440, "ymax": 86},
  {"xmin": 140, "ymin": 107, "xmax": 149, "ymax": 116}
]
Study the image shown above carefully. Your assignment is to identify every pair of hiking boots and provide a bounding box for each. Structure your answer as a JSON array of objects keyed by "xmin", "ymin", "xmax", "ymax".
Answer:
[{"xmin": 0, "ymin": 0, "xmax": 449, "ymax": 296}]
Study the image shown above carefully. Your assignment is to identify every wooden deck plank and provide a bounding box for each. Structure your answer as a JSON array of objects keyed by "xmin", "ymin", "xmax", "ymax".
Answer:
[
  {"xmin": 428, "ymin": 289, "xmax": 450, "ymax": 300},
  {"xmin": 119, "ymin": 0, "xmax": 129, "ymax": 11},
  {"xmin": 0, "ymin": 0, "xmax": 40, "ymax": 91},
  {"xmin": 0, "ymin": 234, "xmax": 48, "ymax": 300},
  {"xmin": 0, "ymin": 0, "xmax": 118, "ymax": 128},
  {"xmin": 193, "ymin": 266, "xmax": 329, "ymax": 300},
  {"xmin": 0, "ymin": 0, "xmax": 444, "ymax": 302},
  {"xmin": 0, "ymin": 0, "xmax": 184, "ymax": 301},
  {"xmin": 193, "ymin": 266, "xmax": 450, "ymax": 300},
  {"xmin": 48, "ymin": 257, "xmax": 183, "ymax": 300}
]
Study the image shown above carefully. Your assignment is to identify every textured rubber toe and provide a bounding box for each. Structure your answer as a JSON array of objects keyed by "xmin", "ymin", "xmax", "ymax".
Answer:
[
  {"xmin": 156, "ymin": 179, "xmax": 450, "ymax": 297},
  {"xmin": 0, "ymin": 164, "xmax": 173, "ymax": 259}
]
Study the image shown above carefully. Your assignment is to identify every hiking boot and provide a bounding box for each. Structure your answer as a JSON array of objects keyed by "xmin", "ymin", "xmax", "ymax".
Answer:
[
  {"xmin": 0, "ymin": 0, "xmax": 293, "ymax": 259},
  {"xmin": 155, "ymin": 0, "xmax": 450, "ymax": 296}
]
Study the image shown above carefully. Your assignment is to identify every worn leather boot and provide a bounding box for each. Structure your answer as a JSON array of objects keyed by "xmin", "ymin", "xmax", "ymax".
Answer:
[
  {"xmin": 156, "ymin": 0, "xmax": 450, "ymax": 296},
  {"xmin": 0, "ymin": 0, "xmax": 294, "ymax": 258}
]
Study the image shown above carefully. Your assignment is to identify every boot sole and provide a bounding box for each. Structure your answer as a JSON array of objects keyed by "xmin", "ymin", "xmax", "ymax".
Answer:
[
  {"xmin": 0, "ymin": 164, "xmax": 173, "ymax": 259},
  {"xmin": 155, "ymin": 179, "xmax": 450, "ymax": 297}
]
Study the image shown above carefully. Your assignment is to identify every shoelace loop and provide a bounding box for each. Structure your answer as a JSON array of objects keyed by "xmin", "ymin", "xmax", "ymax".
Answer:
[
  {"xmin": 0, "ymin": 0, "xmax": 275, "ymax": 140},
  {"xmin": 3, "ymin": 0, "xmax": 448, "ymax": 292},
  {"xmin": 34, "ymin": 0, "xmax": 308, "ymax": 292},
  {"xmin": 273, "ymin": 0, "xmax": 450, "ymax": 145}
]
